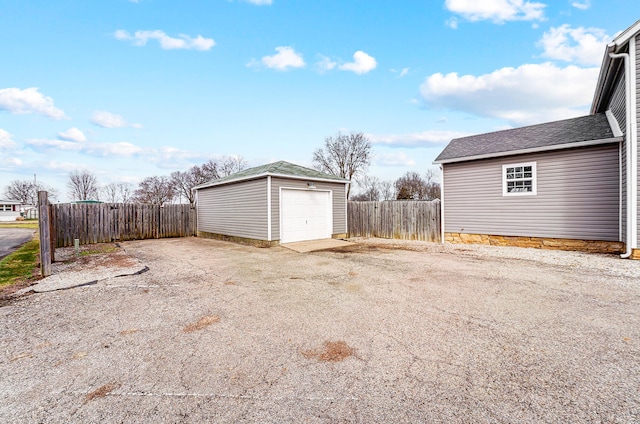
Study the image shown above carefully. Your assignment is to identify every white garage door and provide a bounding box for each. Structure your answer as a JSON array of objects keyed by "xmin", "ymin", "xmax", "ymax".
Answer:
[{"xmin": 281, "ymin": 189, "xmax": 332, "ymax": 243}]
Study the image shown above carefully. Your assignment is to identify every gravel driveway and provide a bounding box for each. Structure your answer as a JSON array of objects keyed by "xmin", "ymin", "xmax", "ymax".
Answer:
[{"xmin": 1, "ymin": 237, "xmax": 639, "ymax": 423}]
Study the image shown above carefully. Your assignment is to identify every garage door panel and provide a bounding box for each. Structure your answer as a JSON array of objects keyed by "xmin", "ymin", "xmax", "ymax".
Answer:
[{"xmin": 281, "ymin": 189, "xmax": 331, "ymax": 243}]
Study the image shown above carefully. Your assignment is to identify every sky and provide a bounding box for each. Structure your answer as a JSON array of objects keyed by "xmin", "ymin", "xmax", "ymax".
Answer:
[{"xmin": 1, "ymin": 0, "xmax": 640, "ymax": 201}]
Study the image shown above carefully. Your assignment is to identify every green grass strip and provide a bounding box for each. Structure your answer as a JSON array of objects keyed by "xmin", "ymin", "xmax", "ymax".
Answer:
[
  {"xmin": 0, "ymin": 222, "xmax": 39, "ymax": 229},
  {"xmin": 0, "ymin": 237, "xmax": 40, "ymax": 287}
]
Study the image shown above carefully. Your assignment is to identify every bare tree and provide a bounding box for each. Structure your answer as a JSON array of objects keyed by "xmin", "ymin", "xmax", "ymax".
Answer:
[
  {"xmin": 119, "ymin": 183, "xmax": 133, "ymax": 203},
  {"xmin": 352, "ymin": 175, "xmax": 381, "ymax": 201},
  {"xmin": 102, "ymin": 182, "xmax": 134, "ymax": 203},
  {"xmin": 68, "ymin": 170, "xmax": 99, "ymax": 201},
  {"xmin": 172, "ymin": 156, "xmax": 248, "ymax": 205},
  {"xmin": 4, "ymin": 180, "xmax": 58, "ymax": 204},
  {"xmin": 394, "ymin": 170, "xmax": 441, "ymax": 201},
  {"xmin": 394, "ymin": 171, "xmax": 428, "ymax": 200},
  {"xmin": 424, "ymin": 169, "xmax": 441, "ymax": 200},
  {"xmin": 379, "ymin": 180, "xmax": 395, "ymax": 201},
  {"xmin": 218, "ymin": 156, "xmax": 248, "ymax": 177},
  {"xmin": 312, "ymin": 132, "xmax": 372, "ymax": 198},
  {"xmin": 134, "ymin": 176, "xmax": 174, "ymax": 205},
  {"xmin": 170, "ymin": 169, "xmax": 199, "ymax": 205},
  {"xmin": 199, "ymin": 155, "xmax": 249, "ymax": 182}
]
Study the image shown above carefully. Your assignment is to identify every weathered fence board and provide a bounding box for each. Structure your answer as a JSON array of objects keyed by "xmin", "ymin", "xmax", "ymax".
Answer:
[
  {"xmin": 348, "ymin": 200, "xmax": 441, "ymax": 242},
  {"xmin": 51, "ymin": 203, "xmax": 197, "ymax": 248}
]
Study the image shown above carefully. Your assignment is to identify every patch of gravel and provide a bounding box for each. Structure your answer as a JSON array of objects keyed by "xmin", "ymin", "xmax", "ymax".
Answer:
[
  {"xmin": 2, "ymin": 236, "xmax": 640, "ymax": 423},
  {"xmin": 348, "ymin": 237, "xmax": 640, "ymax": 282}
]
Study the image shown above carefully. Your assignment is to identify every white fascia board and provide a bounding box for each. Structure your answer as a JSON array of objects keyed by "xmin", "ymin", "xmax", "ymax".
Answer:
[
  {"xmin": 611, "ymin": 19, "xmax": 640, "ymax": 49},
  {"xmin": 194, "ymin": 173, "xmax": 349, "ymax": 190},
  {"xmin": 433, "ymin": 137, "xmax": 622, "ymax": 165}
]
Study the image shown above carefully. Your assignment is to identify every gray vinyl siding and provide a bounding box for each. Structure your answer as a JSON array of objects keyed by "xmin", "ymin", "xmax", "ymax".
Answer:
[
  {"xmin": 197, "ymin": 178, "xmax": 268, "ymax": 240},
  {"xmin": 443, "ymin": 144, "xmax": 620, "ymax": 241},
  {"xmin": 270, "ymin": 177, "xmax": 347, "ymax": 240},
  {"xmin": 610, "ymin": 69, "xmax": 627, "ymax": 242},
  {"xmin": 610, "ymin": 72, "xmax": 627, "ymax": 132}
]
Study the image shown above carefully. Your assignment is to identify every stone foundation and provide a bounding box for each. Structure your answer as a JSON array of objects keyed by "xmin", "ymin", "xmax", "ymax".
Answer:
[{"xmin": 445, "ymin": 232, "xmax": 626, "ymax": 255}]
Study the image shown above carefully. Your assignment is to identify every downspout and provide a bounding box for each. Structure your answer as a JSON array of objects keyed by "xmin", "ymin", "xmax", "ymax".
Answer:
[{"xmin": 611, "ymin": 41, "xmax": 638, "ymax": 258}]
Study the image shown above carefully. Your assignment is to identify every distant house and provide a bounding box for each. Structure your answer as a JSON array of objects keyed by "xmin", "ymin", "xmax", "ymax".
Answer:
[
  {"xmin": 193, "ymin": 161, "xmax": 349, "ymax": 246},
  {"xmin": 435, "ymin": 19, "xmax": 640, "ymax": 259},
  {"xmin": 0, "ymin": 200, "xmax": 22, "ymax": 222}
]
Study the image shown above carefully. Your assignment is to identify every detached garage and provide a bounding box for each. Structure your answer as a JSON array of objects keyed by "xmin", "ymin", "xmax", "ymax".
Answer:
[{"xmin": 194, "ymin": 161, "xmax": 349, "ymax": 246}]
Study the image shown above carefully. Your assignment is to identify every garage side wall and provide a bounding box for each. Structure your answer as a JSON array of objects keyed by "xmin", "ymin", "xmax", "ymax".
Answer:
[
  {"xmin": 197, "ymin": 179, "xmax": 268, "ymax": 240},
  {"xmin": 270, "ymin": 178, "xmax": 346, "ymax": 240},
  {"xmin": 443, "ymin": 144, "xmax": 620, "ymax": 241}
]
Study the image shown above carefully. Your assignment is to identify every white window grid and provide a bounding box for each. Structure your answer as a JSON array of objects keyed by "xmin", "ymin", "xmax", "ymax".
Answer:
[{"xmin": 502, "ymin": 162, "xmax": 537, "ymax": 196}]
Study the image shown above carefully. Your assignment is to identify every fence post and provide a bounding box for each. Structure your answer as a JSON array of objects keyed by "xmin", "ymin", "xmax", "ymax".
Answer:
[{"xmin": 38, "ymin": 191, "xmax": 52, "ymax": 277}]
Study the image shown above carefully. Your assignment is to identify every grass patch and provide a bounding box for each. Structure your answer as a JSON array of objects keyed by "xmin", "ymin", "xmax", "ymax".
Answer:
[
  {"xmin": 79, "ymin": 246, "xmax": 118, "ymax": 256},
  {"xmin": 0, "ymin": 237, "xmax": 40, "ymax": 287},
  {"xmin": 0, "ymin": 222, "xmax": 38, "ymax": 229}
]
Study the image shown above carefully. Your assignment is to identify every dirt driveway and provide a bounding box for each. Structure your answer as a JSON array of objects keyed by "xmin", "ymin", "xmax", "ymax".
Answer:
[{"xmin": 1, "ymin": 237, "xmax": 639, "ymax": 423}]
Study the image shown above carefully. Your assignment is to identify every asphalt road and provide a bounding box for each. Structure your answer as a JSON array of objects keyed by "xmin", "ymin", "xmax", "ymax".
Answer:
[{"xmin": 0, "ymin": 228, "xmax": 35, "ymax": 261}]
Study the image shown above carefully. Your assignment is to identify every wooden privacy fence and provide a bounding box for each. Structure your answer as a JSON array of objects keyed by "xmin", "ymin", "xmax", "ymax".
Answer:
[
  {"xmin": 50, "ymin": 203, "xmax": 197, "ymax": 248},
  {"xmin": 348, "ymin": 200, "xmax": 441, "ymax": 242}
]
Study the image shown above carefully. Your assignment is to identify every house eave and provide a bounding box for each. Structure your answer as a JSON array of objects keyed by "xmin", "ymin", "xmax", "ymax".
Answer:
[
  {"xmin": 433, "ymin": 136, "xmax": 622, "ymax": 165},
  {"xmin": 193, "ymin": 172, "xmax": 350, "ymax": 190},
  {"xmin": 592, "ymin": 20, "xmax": 640, "ymax": 114}
]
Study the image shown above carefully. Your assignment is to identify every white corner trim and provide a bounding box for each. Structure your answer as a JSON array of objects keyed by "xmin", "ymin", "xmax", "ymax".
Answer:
[
  {"xmin": 440, "ymin": 165, "xmax": 445, "ymax": 244},
  {"xmin": 606, "ymin": 110, "xmax": 624, "ymax": 137},
  {"xmin": 267, "ymin": 176, "xmax": 272, "ymax": 241}
]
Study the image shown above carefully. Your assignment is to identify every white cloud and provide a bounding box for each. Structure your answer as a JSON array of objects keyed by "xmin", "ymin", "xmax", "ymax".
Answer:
[
  {"xmin": 114, "ymin": 30, "xmax": 215, "ymax": 51},
  {"xmin": 0, "ymin": 87, "xmax": 67, "ymax": 119},
  {"xmin": 245, "ymin": 0, "xmax": 272, "ymax": 4},
  {"xmin": 26, "ymin": 139, "xmax": 83, "ymax": 152},
  {"xmin": 339, "ymin": 51, "xmax": 377, "ymax": 75},
  {"xmin": 58, "ymin": 127, "xmax": 86, "ymax": 143},
  {"xmin": 571, "ymin": 0, "xmax": 590, "ymax": 10},
  {"xmin": 368, "ymin": 130, "xmax": 470, "ymax": 148},
  {"xmin": 39, "ymin": 160, "xmax": 89, "ymax": 173},
  {"xmin": 84, "ymin": 142, "xmax": 145, "ymax": 157},
  {"xmin": 376, "ymin": 152, "xmax": 417, "ymax": 167},
  {"xmin": 91, "ymin": 111, "xmax": 142, "ymax": 129},
  {"xmin": 0, "ymin": 129, "xmax": 17, "ymax": 150},
  {"xmin": 316, "ymin": 55, "xmax": 337, "ymax": 73},
  {"xmin": 446, "ymin": 17, "xmax": 459, "ymax": 29},
  {"xmin": 257, "ymin": 46, "xmax": 306, "ymax": 71},
  {"xmin": 444, "ymin": 0, "xmax": 546, "ymax": 23},
  {"xmin": 538, "ymin": 24, "xmax": 609, "ymax": 66},
  {"xmin": 26, "ymin": 138, "xmax": 144, "ymax": 157},
  {"xmin": 420, "ymin": 62, "xmax": 599, "ymax": 126}
]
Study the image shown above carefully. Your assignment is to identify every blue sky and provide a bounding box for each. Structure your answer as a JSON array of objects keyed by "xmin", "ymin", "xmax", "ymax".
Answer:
[{"xmin": 1, "ymin": 0, "xmax": 639, "ymax": 201}]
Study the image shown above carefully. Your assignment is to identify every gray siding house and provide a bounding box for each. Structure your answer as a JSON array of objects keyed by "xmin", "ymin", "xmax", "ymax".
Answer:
[
  {"xmin": 194, "ymin": 161, "xmax": 349, "ymax": 245},
  {"xmin": 435, "ymin": 19, "xmax": 640, "ymax": 258}
]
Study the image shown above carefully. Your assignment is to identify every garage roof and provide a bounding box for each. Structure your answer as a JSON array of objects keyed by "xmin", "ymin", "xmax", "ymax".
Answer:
[
  {"xmin": 194, "ymin": 161, "xmax": 349, "ymax": 190},
  {"xmin": 434, "ymin": 114, "xmax": 621, "ymax": 164}
]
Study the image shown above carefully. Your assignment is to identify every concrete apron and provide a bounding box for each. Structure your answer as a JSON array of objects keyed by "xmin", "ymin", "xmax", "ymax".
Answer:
[{"xmin": 281, "ymin": 238, "xmax": 353, "ymax": 253}]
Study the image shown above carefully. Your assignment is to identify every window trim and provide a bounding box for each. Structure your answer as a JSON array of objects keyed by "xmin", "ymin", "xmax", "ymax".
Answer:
[{"xmin": 502, "ymin": 162, "xmax": 537, "ymax": 196}]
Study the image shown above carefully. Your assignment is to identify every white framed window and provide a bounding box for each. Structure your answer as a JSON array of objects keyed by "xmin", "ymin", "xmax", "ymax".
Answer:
[{"xmin": 502, "ymin": 162, "xmax": 536, "ymax": 196}]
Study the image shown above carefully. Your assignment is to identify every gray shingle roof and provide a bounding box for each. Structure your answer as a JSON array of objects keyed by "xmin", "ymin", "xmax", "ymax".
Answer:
[
  {"xmin": 434, "ymin": 114, "xmax": 618, "ymax": 164},
  {"xmin": 194, "ymin": 161, "xmax": 348, "ymax": 190}
]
